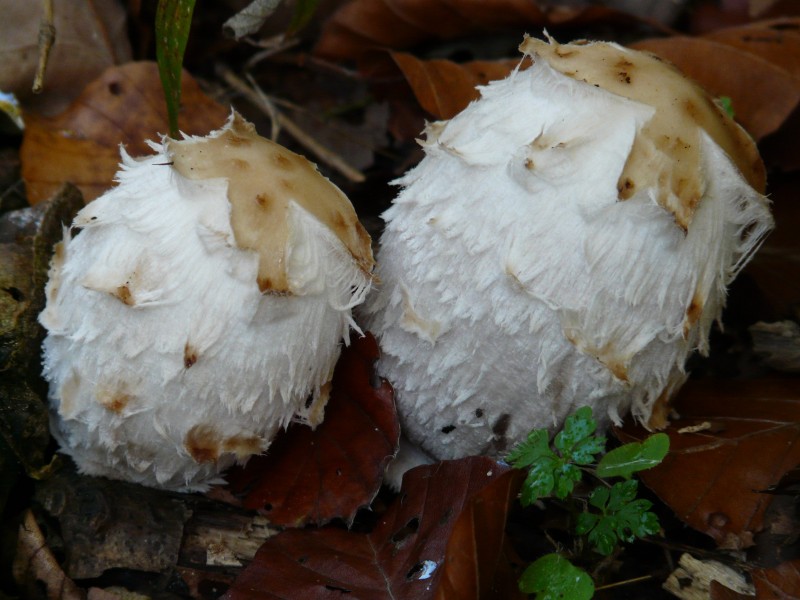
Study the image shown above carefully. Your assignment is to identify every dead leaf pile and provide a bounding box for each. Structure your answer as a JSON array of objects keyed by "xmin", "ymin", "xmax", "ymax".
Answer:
[{"xmin": 224, "ymin": 458, "xmax": 522, "ymax": 600}]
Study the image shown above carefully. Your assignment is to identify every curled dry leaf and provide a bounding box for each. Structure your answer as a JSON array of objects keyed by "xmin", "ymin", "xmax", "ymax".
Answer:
[
  {"xmin": 752, "ymin": 558, "xmax": 800, "ymax": 598},
  {"xmin": 224, "ymin": 333, "xmax": 400, "ymax": 527},
  {"xmin": 12, "ymin": 509, "xmax": 84, "ymax": 600},
  {"xmin": 0, "ymin": 0, "xmax": 131, "ymax": 115},
  {"xmin": 314, "ymin": 0, "xmax": 644, "ymax": 63},
  {"xmin": 391, "ymin": 52, "xmax": 518, "ymax": 120},
  {"xmin": 223, "ymin": 457, "xmax": 521, "ymax": 600},
  {"xmin": 314, "ymin": 0, "xmax": 545, "ymax": 62},
  {"xmin": 615, "ymin": 379, "xmax": 800, "ymax": 550},
  {"xmin": 20, "ymin": 61, "xmax": 229, "ymax": 204}
]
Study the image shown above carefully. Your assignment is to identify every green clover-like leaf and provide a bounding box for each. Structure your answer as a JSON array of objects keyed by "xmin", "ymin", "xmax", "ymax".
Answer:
[
  {"xmin": 507, "ymin": 429, "xmax": 554, "ymax": 470},
  {"xmin": 519, "ymin": 553, "xmax": 595, "ymax": 599},
  {"xmin": 596, "ymin": 433, "xmax": 669, "ymax": 479}
]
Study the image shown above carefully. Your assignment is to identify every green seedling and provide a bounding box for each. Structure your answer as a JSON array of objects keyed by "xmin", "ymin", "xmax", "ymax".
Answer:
[{"xmin": 508, "ymin": 407, "xmax": 669, "ymax": 599}]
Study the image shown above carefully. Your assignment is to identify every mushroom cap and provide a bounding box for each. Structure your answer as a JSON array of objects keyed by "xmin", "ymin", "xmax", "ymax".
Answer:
[
  {"xmin": 40, "ymin": 113, "xmax": 373, "ymax": 490},
  {"xmin": 170, "ymin": 112, "xmax": 374, "ymax": 293},
  {"xmin": 521, "ymin": 36, "xmax": 765, "ymax": 230},
  {"xmin": 362, "ymin": 37, "xmax": 772, "ymax": 462}
]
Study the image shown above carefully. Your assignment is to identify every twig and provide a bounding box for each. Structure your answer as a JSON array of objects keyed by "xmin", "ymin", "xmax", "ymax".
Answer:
[
  {"xmin": 217, "ymin": 64, "xmax": 366, "ymax": 183},
  {"xmin": 245, "ymin": 73, "xmax": 281, "ymax": 140},
  {"xmin": 594, "ymin": 575, "xmax": 653, "ymax": 591},
  {"xmin": 33, "ymin": 0, "xmax": 56, "ymax": 94}
]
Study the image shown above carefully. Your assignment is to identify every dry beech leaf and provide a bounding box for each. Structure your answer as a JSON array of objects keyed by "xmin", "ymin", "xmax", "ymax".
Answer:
[
  {"xmin": 314, "ymin": 0, "xmax": 641, "ymax": 62},
  {"xmin": 20, "ymin": 61, "xmax": 229, "ymax": 204},
  {"xmin": 744, "ymin": 174, "xmax": 800, "ymax": 317},
  {"xmin": 391, "ymin": 53, "xmax": 518, "ymax": 120},
  {"xmin": 0, "ymin": 0, "xmax": 131, "ymax": 115},
  {"xmin": 223, "ymin": 458, "xmax": 521, "ymax": 600},
  {"xmin": 615, "ymin": 379, "xmax": 800, "ymax": 550},
  {"xmin": 752, "ymin": 559, "xmax": 800, "ymax": 598},
  {"xmin": 224, "ymin": 333, "xmax": 400, "ymax": 527},
  {"xmin": 314, "ymin": 0, "xmax": 545, "ymax": 62},
  {"xmin": 702, "ymin": 19, "xmax": 800, "ymax": 79},
  {"xmin": 631, "ymin": 34, "xmax": 800, "ymax": 142}
]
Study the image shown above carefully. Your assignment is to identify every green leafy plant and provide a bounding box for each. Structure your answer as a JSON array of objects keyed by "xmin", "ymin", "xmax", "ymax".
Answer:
[{"xmin": 507, "ymin": 406, "xmax": 669, "ymax": 599}]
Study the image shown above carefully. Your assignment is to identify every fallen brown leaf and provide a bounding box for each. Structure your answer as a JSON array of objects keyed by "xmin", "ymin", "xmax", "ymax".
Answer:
[
  {"xmin": 314, "ymin": 0, "xmax": 545, "ymax": 62},
  {"xmin": 223, "ymin": 457, "xmax": 522, "ymax": 600},
  {"xmin": 615, "ymin": 379, "xmax": 800, "ymax": 550},
  {"xmin": 12, "ymin": 510, "xmax": 84, "ymax": 600},
  {"xmin": 20, "ymin": 61, "xmax": 229, "ymax": 204},
  {"xmin": 224, "ymin": 333, "xmax": 400, "ymax": 527},
  {"xmin": 392, "ymin": 52, "xmax": 518, "ymax": 120},
  {"xmin": 752, "ymin": 558, "xmax": 800, "ymax": 598}
]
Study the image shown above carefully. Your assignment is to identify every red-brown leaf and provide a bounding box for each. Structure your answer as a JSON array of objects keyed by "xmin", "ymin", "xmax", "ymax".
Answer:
[
  {"xmin": 20, "ymin": 61, "xmax": 229, "ymax": 204},
  {"xmin": 223, "ymin": 333, "xmax": 400, "ymax": 527},
  {"xmin": 223, "ymin": 457, "xmax": 523, "ymax": 600},
  {"xmin": 392, "ymin": 52, "xmax": 518, "ymax": 119},
  {"xmin": 615, "ymin": 379, "xmax": 800, "ymax": 550},
  {"xmin": 314, "ymin": 0, "xmax": 545, "ymax": 62},
  {"xmin": 752, "ymin": 559, "xmax": 800, "ymax": 598}
]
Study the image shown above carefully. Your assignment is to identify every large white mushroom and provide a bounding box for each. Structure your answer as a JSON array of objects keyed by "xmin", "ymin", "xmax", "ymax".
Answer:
[
  {"xmin": 40, "ymin": 113, "xmax": 374, "ymax": 491},
  {"xmin": 363, "ymin": 36, "xmax": 772, "ymax": 465}
]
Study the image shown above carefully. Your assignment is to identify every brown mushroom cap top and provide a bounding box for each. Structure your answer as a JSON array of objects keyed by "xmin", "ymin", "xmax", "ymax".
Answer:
[
  {"xmin": 521, "ymin": 36, "xmax": 766, "ymax": 230},
  {"xmin": 169, "ymin": 113, "xmax": 373, "ymax": 293}
]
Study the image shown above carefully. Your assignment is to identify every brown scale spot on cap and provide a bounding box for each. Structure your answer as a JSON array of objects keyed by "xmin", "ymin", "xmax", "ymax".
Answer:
[
  {"xmin": 229, "ymin": 158, "xmax": 251, "ymax": 172},
  {"xmin": 184, "ymin": 343, "xmax": 198, "ymax": 369},
  {"xmin": 617, "ymin": 71, "xmax": 631, "ymax": 84},
  {"xmin": 647, "ymin": 387, "xmax": 672, "ymax": 430},
  {"xmin": 617, "ymin": 177, "xmax": 635, "ymax": 199},
  {"xmin": 185, "ymin": 424, "xmax": 220, "ymax": 464},
  {"xmin": 683, "ymin": 99, "xmax": 700, "ymax": 121},
  {"xmin": 58, "ymin": 371, "xmax": 81, "ymax": 418},
  {"xmin": 273, "ymin": 153, "xmax": 293, "ymax": 169},
  {"xmin": 280, "ymin": 178, "xmax": 295, "ymax": 192},
  {"xmin": 605, "ymin": 358, "xmax": 629, "ymax": 383},
  {"xmin": 683, "ymin": 292, "xmax": 705, "ymax": 338},
  {"xmin": 524, "ymin": 158, "xmax": 535, "ymax": 170},
  {"xmin": 114, "ymin": 284, "xmax": 134, "ymax": 306},
  {"xmin": 225, "ymin": 133, "xmax": 252, "ymax": 147},
  {"xmin": 98, "ymin": 392, "xmax": 131, "ymax": 413},
  {"xmin": 255, "ymin": 193, "xmax": 272, "ymax": 209},
  {"xmin": 223, "ymin": 434, "xmax": 264, "ymax": 460}
]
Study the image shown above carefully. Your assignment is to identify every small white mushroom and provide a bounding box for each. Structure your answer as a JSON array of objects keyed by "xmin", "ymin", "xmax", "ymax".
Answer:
[
  {"xmin": 363, "ymin": 36, "xmax": 772, "ymax": 463},
  {"xmin": 40, "ymin": 112, "xmax": 374, "ymax": 491}
]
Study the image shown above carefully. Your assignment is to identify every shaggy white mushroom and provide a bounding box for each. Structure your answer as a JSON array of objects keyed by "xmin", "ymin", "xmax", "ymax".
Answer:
[
  {"xmin": 363, "ymin": 36, "xmax": 773, "ymax": 464},
  {"xmin": 40, "ymin": 113, "xmax": 374, "ymax": 491}
]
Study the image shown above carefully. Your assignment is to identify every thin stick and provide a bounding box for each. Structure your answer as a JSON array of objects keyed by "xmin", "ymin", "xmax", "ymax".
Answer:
[
  {"xmin": 217, "ymin": 65, "xmax": 366, "ymax": 183},
  {"xmin": 594, "ymin": 574, "xmax": 653, "ymax": 591},
  {"xmin": 33, "ymin": 0, "xmax": 56, "ymax": 94}
]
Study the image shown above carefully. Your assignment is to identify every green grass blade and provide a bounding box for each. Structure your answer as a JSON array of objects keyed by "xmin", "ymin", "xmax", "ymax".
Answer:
[{"xmin": 156, "ymin": 0, "xmax": 197, "ymax": 138}]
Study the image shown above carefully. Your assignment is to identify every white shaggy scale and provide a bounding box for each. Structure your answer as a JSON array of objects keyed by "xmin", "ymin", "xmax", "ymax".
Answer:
[
  {"xmin": 40, "ymin": 119, "xmax": 372, "ymax": 491},
  {"xmin": 363, "ymin": 39, "xmax": 773, "ymax": 462}
]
